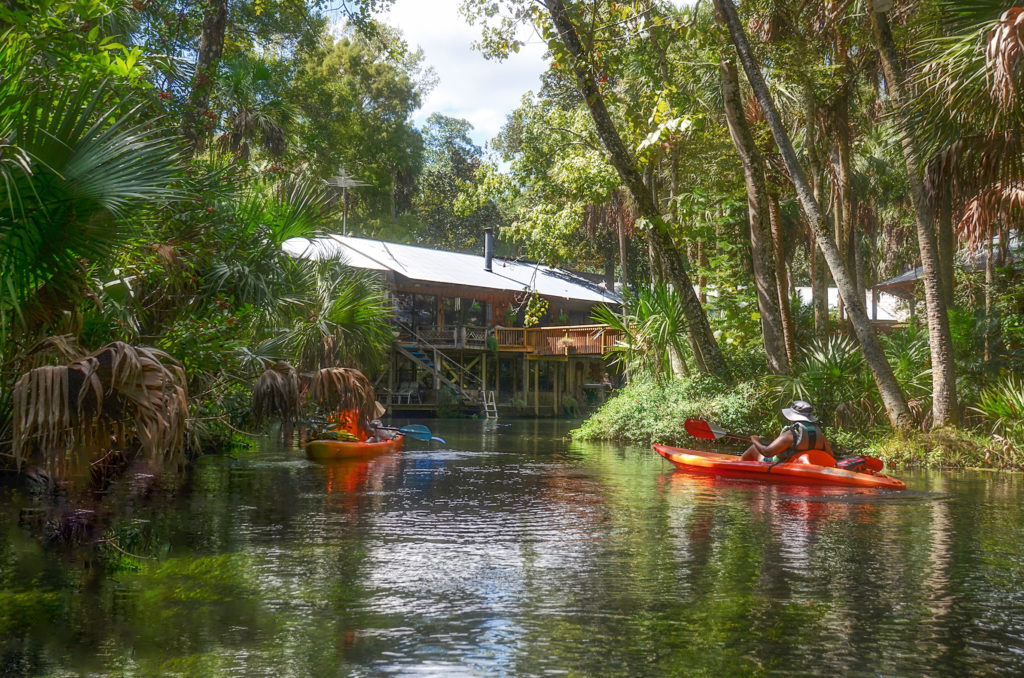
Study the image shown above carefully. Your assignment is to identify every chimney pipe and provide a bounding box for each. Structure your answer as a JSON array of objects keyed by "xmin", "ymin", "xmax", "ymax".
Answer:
[{"xmin": 484, "ymin": 227, "xmax": 494, "ymax": 272}]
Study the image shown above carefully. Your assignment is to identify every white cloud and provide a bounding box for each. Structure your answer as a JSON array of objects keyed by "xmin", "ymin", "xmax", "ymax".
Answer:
[{"xmin": 382, "ymin": 0, "xmax": 547, "ymax": 149}]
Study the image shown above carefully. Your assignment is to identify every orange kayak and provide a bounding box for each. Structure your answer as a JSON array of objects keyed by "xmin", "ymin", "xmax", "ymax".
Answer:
[
  {"xmin": 653, "ymin": 444, "xmax": 906, "ymax": 490},
  {"xmin": 306, "ymin": 436, "xmax": 403, "ymax": 461}
]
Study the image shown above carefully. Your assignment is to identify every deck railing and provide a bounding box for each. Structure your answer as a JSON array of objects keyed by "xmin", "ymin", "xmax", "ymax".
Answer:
[
  {"xmin": 496, "ymin": 324, "xmax": 619, "ymax": 356},
  {"xmin": 398, "ymin": 323, "xmax": 619, "ymax": 356},
  {"xmin": 520, "ymin": 325, "xmax": 619, "ymax": 356},
  {"xmin": 494, "ymin": 327, "xmax": 525, "ymax": 348}
]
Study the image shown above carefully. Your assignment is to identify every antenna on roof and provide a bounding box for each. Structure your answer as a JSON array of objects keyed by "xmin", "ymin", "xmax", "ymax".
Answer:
[{"xmin": 325, "ymin": 166, "xmax": 370, "ymax": 236}]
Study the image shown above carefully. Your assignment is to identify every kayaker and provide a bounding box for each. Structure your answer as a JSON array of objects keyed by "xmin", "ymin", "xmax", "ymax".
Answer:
[
  {"xmin": 365, "ymin": 420, "xmax": 399, "ymax": 443},
  {"xmin": 739, "ymin": 400, "xmax": 833, "ymax": 463}
]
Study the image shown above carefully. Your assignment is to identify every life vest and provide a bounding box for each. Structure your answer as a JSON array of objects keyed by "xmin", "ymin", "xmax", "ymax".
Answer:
[
  {"xmin": 791, "ymin": 422, "xmax": 826, "ymax": 451},
  {"xmin": 328, "ymin": 409, "xmax": 369, "ymax": 440},
  {"xmin": 771, "ymin": 422, "xmax": 827, "ymax": 463}
]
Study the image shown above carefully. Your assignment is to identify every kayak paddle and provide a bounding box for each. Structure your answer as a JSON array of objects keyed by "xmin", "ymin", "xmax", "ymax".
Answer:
[
  {"xmin": 380, "ymin": 424, "xmax": 444, "ymax": 443},
  {"xmin": 684, "ymin": 418, "xmax": 753, "ymax": 443}
]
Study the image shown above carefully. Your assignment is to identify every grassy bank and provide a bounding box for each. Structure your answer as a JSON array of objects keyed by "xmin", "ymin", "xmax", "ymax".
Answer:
[{"xmin": 572, "ymin": 379, "xmax": 1024, "ymax": 471}]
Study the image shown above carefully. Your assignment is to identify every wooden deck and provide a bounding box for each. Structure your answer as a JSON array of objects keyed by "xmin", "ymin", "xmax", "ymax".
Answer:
[{"xmin": 398, "ymin": 324, "xmax": 620, "ymax": 357}]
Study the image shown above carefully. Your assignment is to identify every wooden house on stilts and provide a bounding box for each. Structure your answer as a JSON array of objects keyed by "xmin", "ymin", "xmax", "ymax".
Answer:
[{"xmin": 284, "ymin": 229, "xmax": 622, "ymax": 417}]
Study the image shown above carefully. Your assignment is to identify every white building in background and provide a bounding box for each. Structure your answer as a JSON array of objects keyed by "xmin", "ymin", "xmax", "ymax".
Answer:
[{"xmin": 794, "ymin": 287, "xmax": 908, "ymax": 323}]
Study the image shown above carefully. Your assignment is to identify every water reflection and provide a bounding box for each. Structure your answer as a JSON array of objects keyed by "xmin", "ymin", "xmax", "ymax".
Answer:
[{"xmin": 1, "ymin": 420, "xmax": 1023, "ymax": 676}]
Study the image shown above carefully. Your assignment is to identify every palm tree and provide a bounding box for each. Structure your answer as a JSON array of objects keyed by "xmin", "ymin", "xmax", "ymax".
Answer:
[
  {"xmin": 215, "ymin": 55, "xmax": 294, "ymax": 160},
  {"xmin": 279, "ymin": 260, "xmax": 393, "ymax": 373},
  {"xmin": 0, "ymin": 51, "xmax": 179, "ymax": 344},
  {"xmin": 867, "ymin": 0, "xmax": 959, "ymax": 427},
  {"xmin": 910, "ymin": 1, "xmax": 1024, "ymax": 370},
  {"xmin": 592, "ymin": 283, "xmax": 692, "ymax": 381}
]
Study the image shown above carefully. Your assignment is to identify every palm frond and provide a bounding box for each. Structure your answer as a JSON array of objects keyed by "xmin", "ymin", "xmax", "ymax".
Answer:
[
  {"xmin": 986, "ymin": 7, "xmax": 1024, "ymax": 111},
  {"xmin": 12, "ymin": 342, "xmax": 188, "ymax": 483},
  {"xmin": 0, "ymin": 55, "xmax": 180, "ymax": 331},
  {"xmin": 957, "ymin": 181, "xmax": 1024, "ymax": 247},
  {"xmin": 309, "ymin": 367, "xmax": 376, "ymax": 428},
  {"xmin": 252, "ymin": 361, "xmax": 301, "ymax": 429}
]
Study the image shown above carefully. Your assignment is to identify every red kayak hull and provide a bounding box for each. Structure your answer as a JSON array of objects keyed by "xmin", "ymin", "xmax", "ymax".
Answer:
[
  {"xmin": 653, "ymin": 444, "xmax": 906, "ymax": 490},
  {"xmin": 306, "ymin": 436, "xmax": 403, "ymax": 460}
]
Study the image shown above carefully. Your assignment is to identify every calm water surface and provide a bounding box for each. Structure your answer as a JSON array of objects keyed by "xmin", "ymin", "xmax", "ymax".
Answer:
[{"xmin": 2, "ymin": 419, "xmax": 1024, "ymax": 676}]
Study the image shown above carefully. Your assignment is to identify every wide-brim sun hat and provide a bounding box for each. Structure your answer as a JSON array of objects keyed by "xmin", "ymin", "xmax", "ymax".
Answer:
[
  {"xmin": 373, "ymin": 400, "xmax": 386, "ymax": 419},
  {"xmin": 782, "ymin": 400, "xmax": 818, "ymax": 423}
]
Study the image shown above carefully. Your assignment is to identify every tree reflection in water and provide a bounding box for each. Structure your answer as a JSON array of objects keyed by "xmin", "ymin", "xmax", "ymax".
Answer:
[{"xmin": 0, "ymin": 421, "xmax": 1022, "ymax": 676}]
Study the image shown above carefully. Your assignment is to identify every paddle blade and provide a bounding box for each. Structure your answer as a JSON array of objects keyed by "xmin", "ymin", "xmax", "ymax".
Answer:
[
  {"xmin": 685, "ymin": 418, "xmax": 720, "ymax": 440},
  {"xmin": 430, "ymin": 436, "xmax": 446, "ymax": 444},
  {"xmin": 397, "ymin": 424, "xmax": 434, "ymax": 442}
]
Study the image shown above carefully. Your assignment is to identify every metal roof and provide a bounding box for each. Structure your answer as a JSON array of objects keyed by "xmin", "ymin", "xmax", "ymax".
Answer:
[
  {"xmin": 283, "ymin": 235, "xmax": 620, "ymax": 304},
  {"xmin": 874, "ymin": 233, "xmax": 1022, "ymax": 294}
]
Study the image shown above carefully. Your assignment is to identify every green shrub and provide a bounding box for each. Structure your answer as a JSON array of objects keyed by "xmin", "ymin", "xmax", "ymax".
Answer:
[
  {"xmin": 772, "ymin": 335, "xmax": 876, "ymax": 428},
  {"xmin": 864, "ymin": 427, "xmax": 998, "ymax": 469},
  {"xmin": 571, "ymin": 375, "xmax": 777, "ymax": 445},
  {"xmin": 971, "ymin": 373, "xmax": 1024, "ymax": 445}
]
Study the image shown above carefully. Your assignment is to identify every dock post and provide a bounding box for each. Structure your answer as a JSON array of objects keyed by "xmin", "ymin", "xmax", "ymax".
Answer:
[{"xmin": 534, "ymin": 361, "xmax": 539, "ymax": 415}]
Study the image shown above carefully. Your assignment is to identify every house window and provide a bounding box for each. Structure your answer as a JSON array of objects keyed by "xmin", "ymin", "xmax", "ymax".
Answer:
[
  {"xmin": 393, "ymin": 293, "xmax": 413, "ymax": 327},
  {"xmin": 413, "ymin": 294, "xmax": 438, "ymax": 328},
  {"xmin": 394, "ymin": 292, "xmax": 437, "ymax": 329},
  {"xmin": 442, "ymin": 297, "xmax": 486, "ymax": 326}
]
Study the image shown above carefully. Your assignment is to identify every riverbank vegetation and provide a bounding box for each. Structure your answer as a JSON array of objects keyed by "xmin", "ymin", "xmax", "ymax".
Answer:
[{"xmin": 457, "ymin": 0, "xmax": 1024, "ymax": 468}]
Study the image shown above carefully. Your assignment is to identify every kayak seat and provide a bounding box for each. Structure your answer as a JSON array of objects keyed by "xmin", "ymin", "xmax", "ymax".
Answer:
[{"xmin": 790, "ymin": 450, "xmax": 837, "ymax": 467}]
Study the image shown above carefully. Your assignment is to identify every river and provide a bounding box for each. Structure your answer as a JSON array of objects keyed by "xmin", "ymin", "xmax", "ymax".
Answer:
[{"xmin": 2, "ymin": 419, "xmax": 1023, "ymax": 676}]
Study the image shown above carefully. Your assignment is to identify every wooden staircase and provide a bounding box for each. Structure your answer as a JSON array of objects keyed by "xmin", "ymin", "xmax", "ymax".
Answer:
[{"xmin": 393, "ymin": 324, "xmax": 485, "ymax": 409}]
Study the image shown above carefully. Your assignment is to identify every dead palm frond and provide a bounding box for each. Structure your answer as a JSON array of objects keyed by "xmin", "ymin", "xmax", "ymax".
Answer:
[
  {"xmin": 309, "ymin": 367, "xmax": 376, "ymax": 428},
  {"xmin": 582, "ymin": 189, "xmax": 637, "ymax": 239},
  {"xmin": 957, "ymin": 181, "xmax": 1024, "ymax": 247},
  {"xmin": 12, "ymin": 342, "xmax": 188, "ymax": 481},
  {"xmin": 986, "ymin": 7, "xmax": 1024, "ymax": 111},
  {"xmin": 924, "ymin": 130, "xmax": 1023, "ymax": 204},
  {"xmin": 252, "ymin": 361, "xmax": 301, "ymax": 430},
  {"xmin": 13, "ymin": 334, "xmax": 87, "ymax": 372}
]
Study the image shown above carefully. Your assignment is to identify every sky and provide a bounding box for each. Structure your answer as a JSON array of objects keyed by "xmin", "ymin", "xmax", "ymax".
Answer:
[{"xmin": 381, "ymin": 0, "xmax": 548, "ymax": 151}]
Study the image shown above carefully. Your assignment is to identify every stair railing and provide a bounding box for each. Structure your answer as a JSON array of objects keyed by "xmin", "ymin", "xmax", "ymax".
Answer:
[{"xmin": 393, "ymin": 321, "xmax": 485, "ymax": 395}]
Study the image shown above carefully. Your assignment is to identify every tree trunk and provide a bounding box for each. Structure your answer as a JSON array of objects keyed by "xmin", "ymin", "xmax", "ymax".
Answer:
[
  {"xmin": 985, "ymin": 229, "xmax": 994, "ymax": 362},
  {"xmin": 668, "ymin": 343, "xmax": 690, "ymax": 378},
  {"xmin": 834, "ymin": 196, "xmax": 846, "ymax": 324},
  {"xmin": 804, "ymin": 91, "xmax": 829, "ymax": 338},
  {"xmin": 184, "ymin": 0, "xmax": 228, "ymax": 152},
  {"xmin": 697, "ymin": 240, "xmax": 707, "ymax": 303},
  {"xmin": 937, "ymin": 189, "xmax": 955, "ymax": 308},
  {"xmin": 715, "ymin": 0, "xmax": 912, "ymax": 429},
  {"xmin": 720, "ymin": 57, "xmax": 790, "ymax": 374},
  {"xmin": 769, "ymin": 193, "xmax": 796, "ymax": 364},
  {"xmin": 810, "ymin": 234, "xmax": 829, "ymax": 338},
  {"xmin": 869, "ymin": 2, "xmax": 958, "ymax": 427},
  {"xmin": 617, "ymin": 221, "xmax": 629, "ymax": 287},
  {"xmin": 835, "ymin": 37, "xmax": 859, "ymax": 329},
  {"xmin": 544, "ymin": 0, "xmax": 728, "ymax": 378}
]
